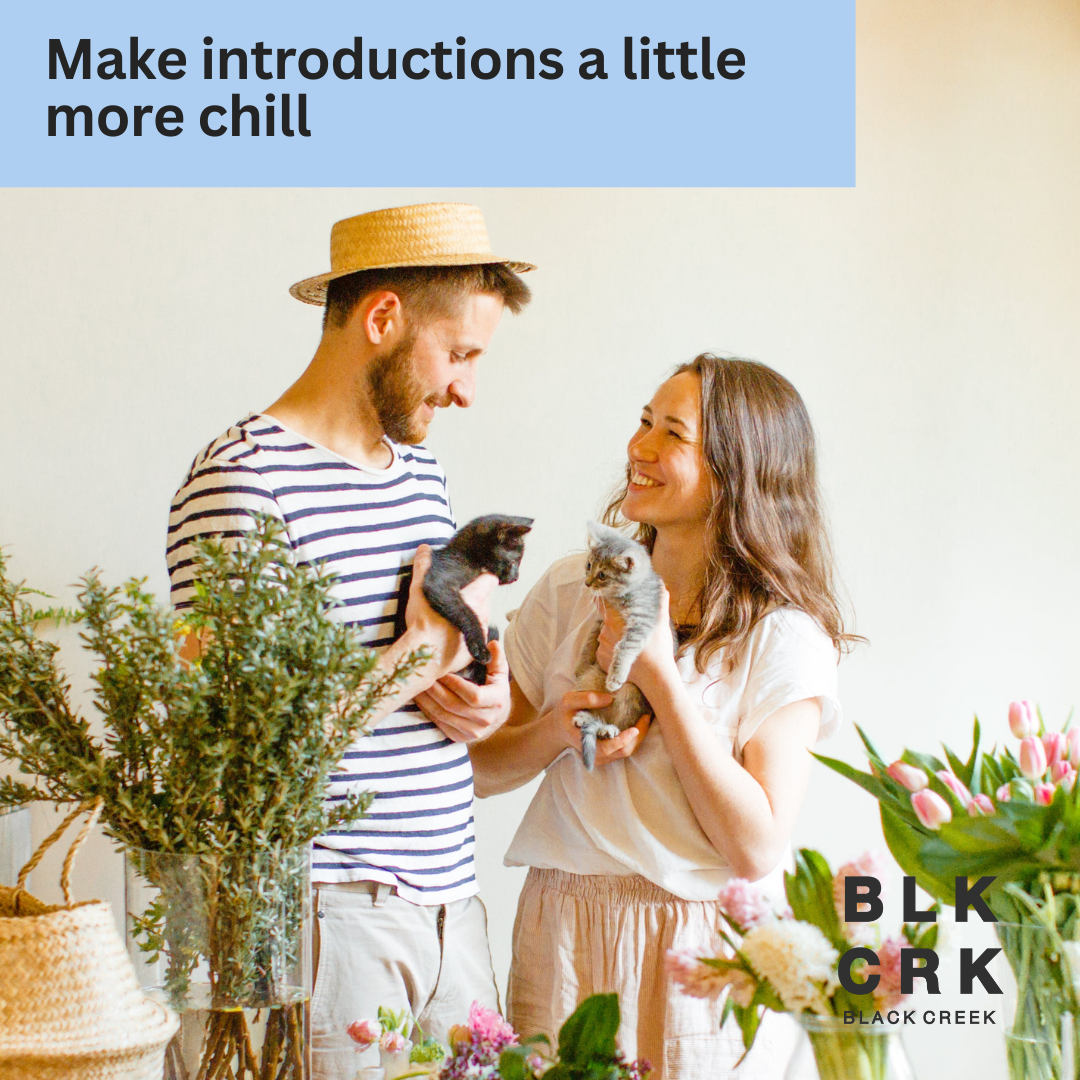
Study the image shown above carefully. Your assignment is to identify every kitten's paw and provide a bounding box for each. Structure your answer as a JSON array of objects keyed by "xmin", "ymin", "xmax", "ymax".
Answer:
[
  {"xmin": 604, "ymin": 673, "xmax": 626, "ymax": 693},
  {"xmin": 596, "ymin": 724, "xmax": 621, "ymax": 741},
  {"xmin": 573, "ymin": 711, "xmax": 595, "ymax": 729}
]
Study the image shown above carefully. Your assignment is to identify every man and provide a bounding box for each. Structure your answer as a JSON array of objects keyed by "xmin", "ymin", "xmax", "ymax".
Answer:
[{"xmin": 166, "ymin": 202, "xmax": 533, "ymax": 1058}]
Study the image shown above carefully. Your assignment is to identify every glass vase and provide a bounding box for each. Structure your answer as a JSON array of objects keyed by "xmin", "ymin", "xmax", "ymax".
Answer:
[
  {"xmin": 125, "ymin": 845, "xmax": 312, "ymax": 1080},
  {"xmin": 994, "ymin": 920, "xmax": 1079, "ymax": 1080},
  {"xmin": 0, "ymin": 803, "xmax": 32, "ymax": 888},
  {"xmin": 784, "ymin": 1014, "xmax": 915, "ymax": 1080}
]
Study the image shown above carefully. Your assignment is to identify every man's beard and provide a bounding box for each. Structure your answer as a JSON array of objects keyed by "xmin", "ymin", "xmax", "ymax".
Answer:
[{"xmin": 365, "ymin": 333, "xmax": 437, "ymax": 446}]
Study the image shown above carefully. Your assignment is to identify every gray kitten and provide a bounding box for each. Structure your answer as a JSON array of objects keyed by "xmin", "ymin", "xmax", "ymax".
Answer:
[{"xmin": 573, "ymin": 521, "xmax": 667, "ymax": 770}]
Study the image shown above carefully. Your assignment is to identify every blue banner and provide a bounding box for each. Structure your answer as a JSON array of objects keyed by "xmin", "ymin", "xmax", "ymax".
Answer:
[{"xmin": 3, "ymin": 0, "xmax": 854, "ymax": 186}]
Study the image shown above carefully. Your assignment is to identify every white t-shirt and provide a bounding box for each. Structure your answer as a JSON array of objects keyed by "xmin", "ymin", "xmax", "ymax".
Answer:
[{"xmin": 501, "ymin": 553, "xmax": 842, "ymax": 901}]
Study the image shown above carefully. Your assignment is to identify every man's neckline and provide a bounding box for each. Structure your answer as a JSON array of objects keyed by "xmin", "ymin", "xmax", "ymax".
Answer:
[{"xmin": 252, "ymin": 412, "xmax": 400, "ymax": 475}]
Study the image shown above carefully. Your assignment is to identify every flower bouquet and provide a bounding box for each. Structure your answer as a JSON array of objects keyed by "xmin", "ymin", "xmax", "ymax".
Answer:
[
  {"xmin": 0, "ymin": 515, "xmax": 427, "ymax": 1080},
  {"xmin": 346, "ymin": 1007, "xmax": 447, "ymax": 1078},
  {"xmin": 816, "ymin": 705, "xmax": 1080, "ymax": 1080},
  {"xmin": 667, "ymin": 849, "xmax": 935, "ymax": 1080}
]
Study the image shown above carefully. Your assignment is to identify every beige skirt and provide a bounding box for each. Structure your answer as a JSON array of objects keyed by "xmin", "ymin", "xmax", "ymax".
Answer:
[{"xmin": 507, "ymin": 867, "xmax": 795, "ymax": 1080}]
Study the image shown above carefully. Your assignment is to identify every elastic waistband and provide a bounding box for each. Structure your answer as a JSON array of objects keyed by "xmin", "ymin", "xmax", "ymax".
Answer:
[{"xmin": 524, "ymin": 866, "xmax": 708, "ymax": 906}]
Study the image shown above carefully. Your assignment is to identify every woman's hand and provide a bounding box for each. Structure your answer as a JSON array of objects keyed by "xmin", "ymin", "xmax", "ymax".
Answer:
[
  {"xmin": 595, "ymin": 586, "xmax": 680, "ymax": 701},
  {"xmin": 552, "ymin": 689, "xmax": 652, "ymax": 766}
]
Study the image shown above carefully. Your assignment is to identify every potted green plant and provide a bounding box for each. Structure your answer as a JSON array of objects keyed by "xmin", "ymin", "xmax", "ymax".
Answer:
[{"xmin": 0, "ymin": 515, "xmax": 426, "ymax": 1080}]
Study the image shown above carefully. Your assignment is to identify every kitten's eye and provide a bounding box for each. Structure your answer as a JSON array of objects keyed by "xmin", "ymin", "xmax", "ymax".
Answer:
[{"xmin": 597, "ymin": 571, "xmax": 607, "ymax": 581}]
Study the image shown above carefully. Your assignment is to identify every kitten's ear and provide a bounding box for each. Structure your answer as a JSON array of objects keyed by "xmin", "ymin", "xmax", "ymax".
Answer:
[
  {"xmin": 585, "ymin": 520, "xmax": 604, "ymax": 543},
  {"xmin": 497, "ymin": 522, "xmax": 532, "ymax": 543},
  {"xmin": 616, "ymin": 555, "xmax": 634, "ymax": 574}
]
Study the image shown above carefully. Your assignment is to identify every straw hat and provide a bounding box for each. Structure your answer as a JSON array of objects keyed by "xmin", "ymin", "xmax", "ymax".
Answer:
[{"xmin": 289, "ymin": 201, "xmax": 535, "ymax": 305}]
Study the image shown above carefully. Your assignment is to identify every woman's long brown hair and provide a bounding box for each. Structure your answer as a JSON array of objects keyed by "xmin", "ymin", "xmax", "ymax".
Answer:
[{"xmin": 602, "ymin": 354, "xmax": 861, "ymax": 673}]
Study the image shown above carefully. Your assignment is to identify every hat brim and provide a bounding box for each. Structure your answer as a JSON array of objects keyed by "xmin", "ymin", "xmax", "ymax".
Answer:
[{"xmin": 289, "ymin": 255, "xmax": 536, "ymax": 306}]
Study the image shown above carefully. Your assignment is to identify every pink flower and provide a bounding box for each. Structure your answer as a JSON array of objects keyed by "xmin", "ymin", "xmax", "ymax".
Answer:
[
  {"xmin": 912, "ymin": 789, "xmax": 952, "ymax": 830},
  {"xmin": 379, "ymin": 1031, "xmax": 406, "ymax": 1053},
  {"xmin": 1068, "ymin": 728, "xmax": 1080, "ymax": 769},
  {"xmin": 1052, "ymin": 759, "xmax": 1075, "ymax": 784},
  {"xmin": 996, "ymin": 783, "xmax": 1012, "ymax": 802},
  {"xmin": 1009, "ymin": 700, "xmax": 1037, "ymax": 739},
  {"xmin": 467, "ymin": 1001, "xmax": 517, "ymax": 1050},
  {"xmin": 936, "ymin": 771, "xmax": 972, "ymax": 807},
  {"xmin": 832, "ymin": 851, "xmax": 889, "ymax": 929},
  {"xmin": 1044, "ymin": 732, "xmax": 1067, "ymax": 768},
  {"xmin": 346, "ymin": 1019, "xmax": 381, "ymax": 1047},
  {"xmin": 665, "ymin": 949, "xmax": 756, "ymax": 1006},
  {"xmin": 1020, "ymin": 736, "xmax": 1048, "ymax": 779},
  {"xmin": 968, "ymin": 793, "xmax": 996, "ymax": 816},
  {"xmin": 717, "ymin": 878, "xmax": 778, "ymax": 930},
  {"xmin": 1061, "ymin": 768, "xmax": 1077, "ymax": 793},
  {"xmin": 886, "ymin": 761, "xmax": 928, "ymax": 792},
  {"xmin": 1035, "ymin": 783, "xmax": 1055, "ymax": 806},
  {"xmin": 869, "ymin": 937, "xmax": 909, "ymax": 1012}
]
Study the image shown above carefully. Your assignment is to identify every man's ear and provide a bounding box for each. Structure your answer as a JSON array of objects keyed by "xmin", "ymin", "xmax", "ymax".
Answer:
[{"xmin": 356, "ymin": 289, "xmax": 405, "ymax": 346}]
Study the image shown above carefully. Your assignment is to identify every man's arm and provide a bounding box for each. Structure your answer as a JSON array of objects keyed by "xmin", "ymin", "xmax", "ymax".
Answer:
[{"xmin": 353, "ymin": 544, "xmax": 508, "ymax": 731}]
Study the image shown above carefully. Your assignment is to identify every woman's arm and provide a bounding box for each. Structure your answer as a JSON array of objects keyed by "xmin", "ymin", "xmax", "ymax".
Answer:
[
  {"xmin": 602, "ymin": 594, "xmax": 821, "ymax": 881},
  {"xmin": 443, "ymin": 679, "xmax": 650, "ymax": 798}
]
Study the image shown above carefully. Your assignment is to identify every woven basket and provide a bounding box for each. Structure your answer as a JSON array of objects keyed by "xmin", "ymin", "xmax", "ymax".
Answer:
[{"xmin": 0, "ymin": 802, "xmax": 179, "ymax": 1080}]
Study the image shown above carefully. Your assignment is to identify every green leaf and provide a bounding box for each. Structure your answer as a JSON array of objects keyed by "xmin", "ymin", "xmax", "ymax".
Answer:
[
  {"xmin": 557, "ymin": 993, "xmax": 620, "ymax": 1065},
  {"xmin": 880, "ymin": 805, "xmax": 957, "ymax": 905},
  {"xmin": 499, "ymin": 1047, "xmax": 534, "ymax": 1080},
  {"xmin": 785, "ymin": 848, "xmax": 845, "ymax": 950}
]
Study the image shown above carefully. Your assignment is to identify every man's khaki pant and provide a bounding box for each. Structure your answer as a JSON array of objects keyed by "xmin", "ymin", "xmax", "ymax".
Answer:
[{"xmin": 311, "ymin": 880, "xmax": 500, "ymax": 1078}]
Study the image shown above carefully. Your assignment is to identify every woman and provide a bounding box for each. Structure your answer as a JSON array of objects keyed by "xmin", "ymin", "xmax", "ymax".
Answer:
[{"xmin": 471, "ymin": 355, "xmax": 853, "ymax": 1078}]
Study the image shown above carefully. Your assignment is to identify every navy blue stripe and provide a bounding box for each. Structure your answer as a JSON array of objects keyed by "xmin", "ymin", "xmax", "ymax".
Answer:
[
  {"xmin": 319, "ymin": 839, "xmax": 473, "ymax": 857},
  {"xmin": 283, "ymin": 492, "xmax": 447, "ymax": 524},
  {"xmin": 166, "ymin": 526, "xmax": 254, "ymax": 558},
  {"xmin": 330, "ymin": 755, "xmax": 467, "ymax": 783},
  {"xmin": 171, "ymin": 483, "xmax": 273, "ymax": 515},
  {"xmin": 332, "ymin": 799, "xmax": 473, "ymax": 819},
  {"xmin": 334, "ymin": 566, "xmax": 410, "ymax": 586},
  {"xmin": 295, "ymin": 513, "xmax": 453, "ymax": 548},
  {"xmin": 209, "ymin": 436, "xmax": 247, "ymax": 459},
  {"xmin": 317, "ymin": 854, "xmax": 474, "ymax": 876},
  {"xmin": 340, "ymin": 737, "xmax": 454, "ymax": 760},
  {"xmin": 329, "ymin": 817, "xmax": 473, "ymax": 839},
  {"xmin": 312, "ymin": 536, "xmax": 450, "ymax": 566},
  {"xmin": 338, "ymin": 591, "xmax": 399, "ymax": 608},
  {"xmin": 367, "ymin": 777, "xmax": 473, "ymax": 800},
  {"xmin": 309, "ymin": 864, "xmax": 477, "ymax": 893},
  {"xmin": 274, "ymin": 480, "xmax": 432, "ymax": 498},
  {"xmin": 167, "ymin": 499, "xmax": 279, "ymax": 537},
  {"xmin": 365, "ymin": 721, "xmax": 436, "ymax": 738}
]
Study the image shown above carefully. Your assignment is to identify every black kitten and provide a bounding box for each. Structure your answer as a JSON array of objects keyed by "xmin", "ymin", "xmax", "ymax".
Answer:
[{"xmin": 395, "ymin": 515, "xmax": 534, "ymax": 684}]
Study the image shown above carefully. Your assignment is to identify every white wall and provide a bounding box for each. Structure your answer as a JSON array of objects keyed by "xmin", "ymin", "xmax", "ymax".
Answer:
[{"xmin": 2, "ymin": 0, "xmax": 1079, "ymax": 1074}]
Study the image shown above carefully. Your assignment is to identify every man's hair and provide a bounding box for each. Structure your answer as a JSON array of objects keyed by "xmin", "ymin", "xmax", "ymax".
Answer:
[{"xmin": 323, "ymin": 263, "xmax": 531, "ymax": 331}]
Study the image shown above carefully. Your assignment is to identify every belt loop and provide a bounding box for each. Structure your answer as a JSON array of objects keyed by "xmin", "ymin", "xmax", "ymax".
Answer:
[{"xmin": 373, "ymin": 882, "xmax": 392, "ymax": 907}]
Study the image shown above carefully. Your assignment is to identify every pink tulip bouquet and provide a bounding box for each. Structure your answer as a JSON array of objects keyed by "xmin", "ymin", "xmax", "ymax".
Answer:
[
  {"xmin": 817, "ymin": 705, "xmax": 1080, "ymax": 1080},
  {"xmin": 667, "ymin": 849, "xmax": 936, "ymax": 1080}
]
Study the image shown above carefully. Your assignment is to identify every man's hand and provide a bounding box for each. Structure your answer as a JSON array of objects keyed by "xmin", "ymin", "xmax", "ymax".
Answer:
[
  {"xmin": 404, "ymin": 544, "xmax": 497, "ymax": 681},
  {"xmin": 415, "ymin": 639, "xmax": 512, "ymax": 743}
]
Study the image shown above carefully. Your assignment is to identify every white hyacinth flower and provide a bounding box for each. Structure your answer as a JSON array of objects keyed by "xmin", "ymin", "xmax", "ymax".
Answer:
[{"xmin": 740, "ymin": 920, "xmax": 840, "ymax": 1015}]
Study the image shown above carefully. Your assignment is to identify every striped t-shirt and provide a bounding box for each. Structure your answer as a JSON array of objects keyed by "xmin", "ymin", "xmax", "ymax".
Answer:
[{"xmin": 167, "ymin": 413, "xmax": 477, "ymax": 905}]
